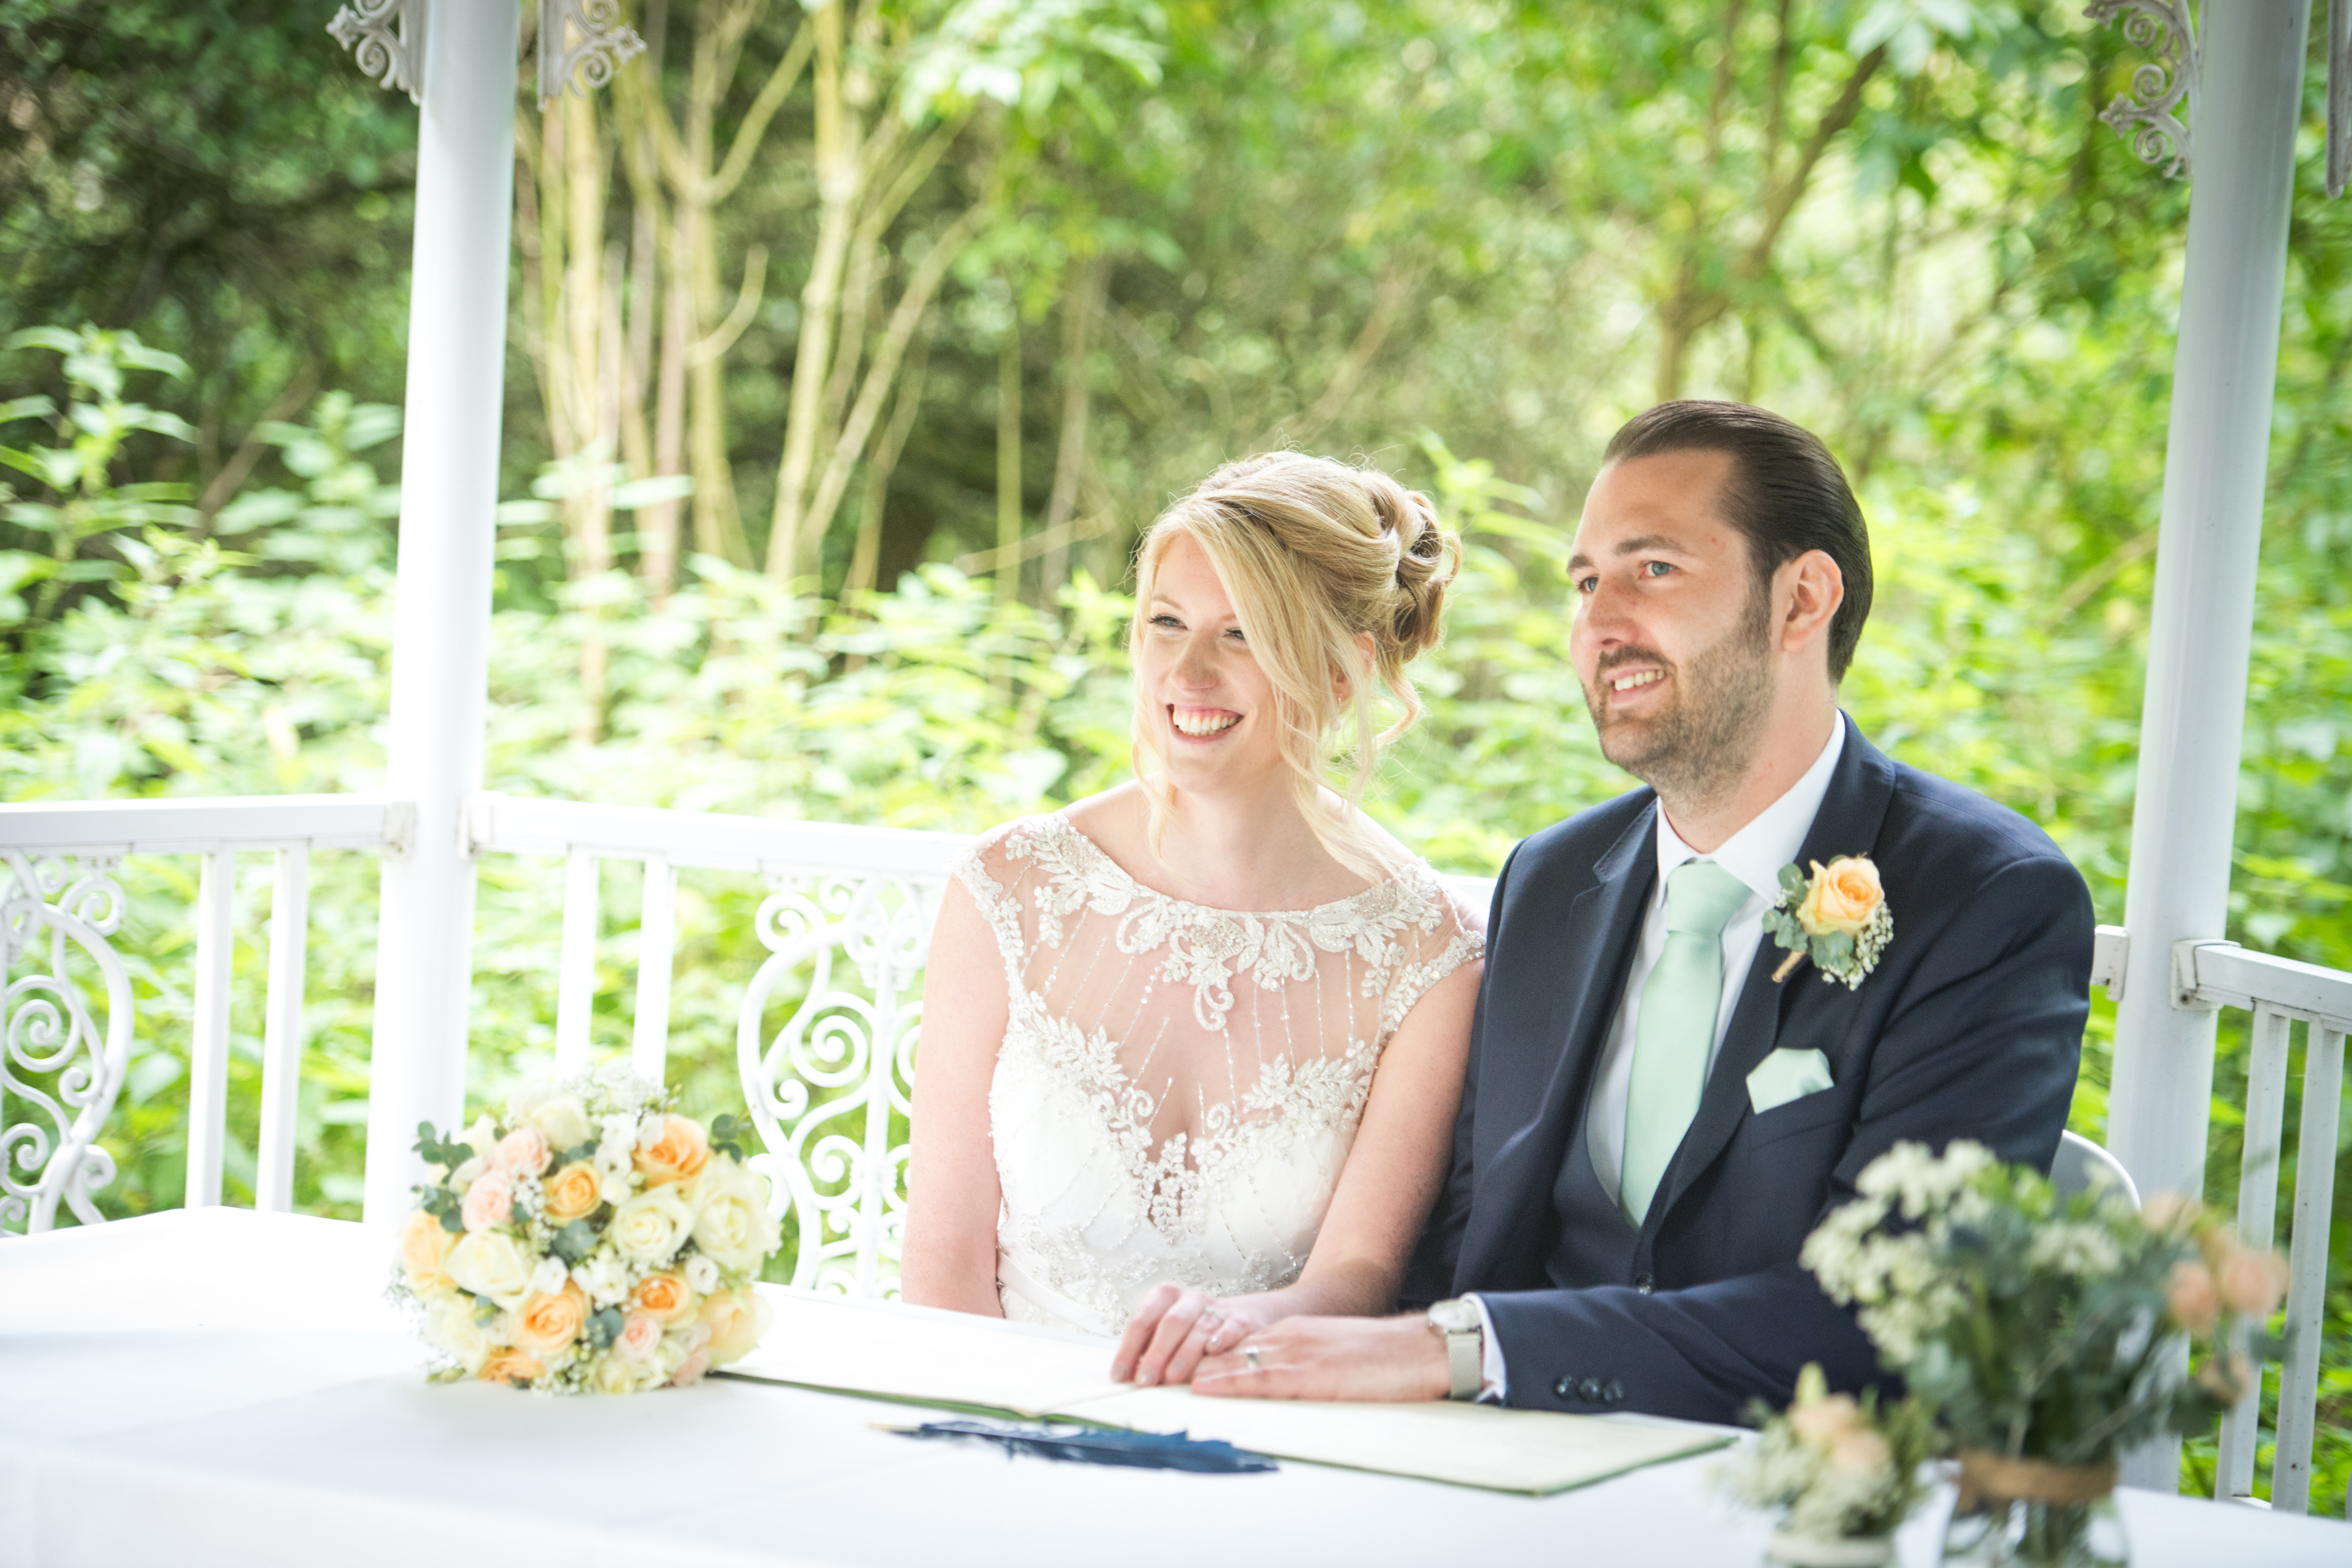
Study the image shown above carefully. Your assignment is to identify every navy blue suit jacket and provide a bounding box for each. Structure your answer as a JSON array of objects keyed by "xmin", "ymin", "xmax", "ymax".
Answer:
[{"xmin": 1401, "ymin": 722, "xmax": 2093, "ymax": 1424}]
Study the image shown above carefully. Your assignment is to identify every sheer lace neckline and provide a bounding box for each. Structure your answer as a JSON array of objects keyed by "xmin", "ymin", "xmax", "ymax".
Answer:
[{"xmin": 1043, "ymin": 809, "xmax": 1416, "ymax": 921}]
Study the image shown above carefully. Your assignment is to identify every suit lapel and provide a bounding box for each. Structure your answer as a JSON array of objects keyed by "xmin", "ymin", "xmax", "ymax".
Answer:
[
  {"xmin": 1648, "ymin": 719, "xmax": 1901, "ymax": 1232},
  {"xmin": 1456, "ymin": 803, "xmax": 1658, "ymax": 1285}
]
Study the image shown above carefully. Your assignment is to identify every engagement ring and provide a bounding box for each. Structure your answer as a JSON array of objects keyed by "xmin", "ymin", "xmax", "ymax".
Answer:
[{"xmin": 1244, "ymin": 1345, "xmax": 1262, "ymax": 1372}]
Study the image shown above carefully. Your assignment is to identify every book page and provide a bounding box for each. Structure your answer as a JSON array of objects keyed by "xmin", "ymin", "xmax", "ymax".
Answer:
[
  {"xmin": 724, "ymin": 1288, "xmax": 1129, "ymax": 1417},
  {"xmin": 724, "ymin": 1290, "xmax": 1733, "ymax": 1494}
]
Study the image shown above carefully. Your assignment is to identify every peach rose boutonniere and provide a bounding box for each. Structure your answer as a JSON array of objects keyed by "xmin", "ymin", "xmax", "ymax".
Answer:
[{"xmin": 1764, "ymin": 855, "xmax": 1891, "ymax": 990}]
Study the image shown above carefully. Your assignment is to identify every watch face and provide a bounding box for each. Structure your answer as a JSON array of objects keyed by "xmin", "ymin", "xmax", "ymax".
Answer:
[{"xmin": 1429, "ymin": 1300, "xmax": 1478, "ymax": 1333}]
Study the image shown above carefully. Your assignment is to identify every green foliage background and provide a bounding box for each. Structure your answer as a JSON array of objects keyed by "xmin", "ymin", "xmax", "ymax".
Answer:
[{"xmin": 3, "ymin": 0, "xmax": 2347, "ymax": 1511}]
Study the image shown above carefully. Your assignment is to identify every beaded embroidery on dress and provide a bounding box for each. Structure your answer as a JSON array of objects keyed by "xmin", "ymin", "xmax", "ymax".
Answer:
[{"xmin": 951, "ymin": 812, "xmax": 1484, "ymax": 1336}]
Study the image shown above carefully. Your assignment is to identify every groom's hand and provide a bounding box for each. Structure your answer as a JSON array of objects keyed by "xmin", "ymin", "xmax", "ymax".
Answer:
[{"xmin": 1191, "ymin": 1315, "xmax": 1450, "ymax": 1403}]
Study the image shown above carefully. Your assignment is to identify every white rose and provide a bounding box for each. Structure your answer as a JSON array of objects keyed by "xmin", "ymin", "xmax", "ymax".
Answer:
[
  {"xmin": 525, "ymin": 1094, "xmax": 592, "ymax": 1153},
  {"xmin": 589, "ymin": 1352, "xmax": 654, "ymax": 1396},
  {"xmin": 445, "ymin": 1230, "xmax": 534, "ymax": 1311},
  {"xmin": 460, "ymin": 1114, "xmax": 499, "ymax": 1158},
  {"xmin": 683, "ymin": 1254, "xmax": 721, "ymax": 1295},
  {"xmin": 505, "ymin": 1081, "xmax": 552, "ymax": 1124},
  {"xmin": 450, "ymin": 1155, "xmax": 487, "ymax": 1191},
  {"xmin": 609, "ymin": 1186, "xmax": 697, "ymax": 1267},
  {"xmin": 687, "ymin": 1166, "xmax": 779, "ymax": 1275},
  {"xmin": 530, "ymin": 1255, "xmax": 570, "ymax": 1296},
  {"xmin": 572, "ymin": 1250, "xmax": 632, "ymax": 1309},
  {"xmin": 423, "ymin": 1294, "xmax": 503, "ymax": 1374}
]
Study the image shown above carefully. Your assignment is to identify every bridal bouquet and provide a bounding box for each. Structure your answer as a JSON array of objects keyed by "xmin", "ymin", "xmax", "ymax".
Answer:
[
  {"xmin": 1802, "ymin": 1141, "xmax": 2285, "ymax": 1567},
  {"xmin": 390, "ymin": 1068, "xmax": 782, "ymax": 1394}
]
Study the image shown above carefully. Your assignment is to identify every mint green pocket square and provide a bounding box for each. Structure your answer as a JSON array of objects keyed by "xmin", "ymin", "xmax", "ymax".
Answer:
[{"xmin": 1746, "ymin": 1047, "xmax": 1834, "ymax": 1115}]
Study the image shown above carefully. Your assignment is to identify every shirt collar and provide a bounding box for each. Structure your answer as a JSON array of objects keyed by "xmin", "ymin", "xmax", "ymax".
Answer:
[{"xmin": 1654, "ymin": 712, "xmax": 1848, "ymax": 904}]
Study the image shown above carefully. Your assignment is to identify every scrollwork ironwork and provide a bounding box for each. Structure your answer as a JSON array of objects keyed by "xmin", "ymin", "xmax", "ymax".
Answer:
[
  {"xmin": 539, "ymin": 0, "xmax": 647, "ymax": 108},
  {"xmin": 738, "ymin": 871, "xmax": 938, "ymax": 1298},
  {"xmin": 327, "ymin": 0, "xmax": 425, "ymax": 105},
  {"xmin": 1, "ymin": 853, "xmax": 133, "ymax": 1236},
  {"xmin": 2086, "ymin": 0, "xmax": 2197, "ymax": 179}
]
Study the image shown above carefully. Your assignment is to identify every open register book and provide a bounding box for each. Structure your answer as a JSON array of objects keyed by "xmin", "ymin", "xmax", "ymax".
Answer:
[{"xmin": 723, "ymin": 1288, "xmax": 1735, "ymax": 1494}]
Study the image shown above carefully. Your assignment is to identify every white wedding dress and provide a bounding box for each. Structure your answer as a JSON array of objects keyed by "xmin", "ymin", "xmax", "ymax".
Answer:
[{"xmin": 949, "ymin": 812, "xmax": 1484, "ymax": 1336}]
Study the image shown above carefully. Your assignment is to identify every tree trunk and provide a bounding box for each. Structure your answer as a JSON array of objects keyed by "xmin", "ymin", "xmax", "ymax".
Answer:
[
  {"xmin": 1041, "ymin": 255, "xmax": 1105, "ymax": 600},
  {"xmin": 996, "ymin": 319, "xmax": 1023, "ymax": 608}
]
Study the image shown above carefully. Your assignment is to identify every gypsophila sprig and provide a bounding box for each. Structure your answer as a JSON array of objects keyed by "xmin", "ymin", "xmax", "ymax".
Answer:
[
  {"xmin": 1801, "ymin": 1141, "xmax": 2286, "ymax": 1467},
  {"xmin": 387, "ymin": 1065, "xmax": 783, "ymax": 1395}
]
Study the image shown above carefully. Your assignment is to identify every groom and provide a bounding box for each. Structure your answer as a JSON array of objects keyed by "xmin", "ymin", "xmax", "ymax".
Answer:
[{"xmin": 1193, "ymin": 400, "xmax": 2093, "ymax": 1423}]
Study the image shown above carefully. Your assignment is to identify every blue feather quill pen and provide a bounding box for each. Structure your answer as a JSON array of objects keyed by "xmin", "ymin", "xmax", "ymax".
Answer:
[{"xmin": 880, "ymin": 1418, "xmax": 1277, "ymax": 1474}]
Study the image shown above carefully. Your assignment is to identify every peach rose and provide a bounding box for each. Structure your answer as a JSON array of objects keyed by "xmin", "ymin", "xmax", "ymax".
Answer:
[
  {"xmin": 669, "ymin": 1346, "xmax": 713, "ymax": 1388},
  {"xmin": 1797, "ymin": 857, "xmax": 1882, "ymax": 937},
  {"xmin": 631, "ymin": 1270, "xmax": 699, "ymax": 1326},
  {"xmin": 698, "ymin": 1288, "xmax": 773, "ymax": 1365},
  {"xmin": 2166, "ymin": 1260, "xmax": 2221, "ymax": 1336},
  {"xmin": 615, "ymin": 1311, "xmax": 665, "ymax": 1361},
  {"xmin": 1826, "ymin": 1428, "xmax": 1892, "ymax": 1477},
  {"xmin": 460, "ymin": 1168, "xmax": 514, "ymax": 1232},
  {"xmin": 632, "ymin": 1114, "xmax": 711, "ymax": 1188},
  {"xmin": 477, "ymin": 1350, "xmax": 545, "ymax": 1387},
  {"xmin": 1787, "ymin": 1391, "xmax": 1863, "ymax": 1448},
  {"xmin": 513, "ymin": 1281, "xmax": 589, "ymax": 1359},
  {"xmin": 2141, "ymin": 1190, "xmax": 2204, "ymax": 1237},
  {"xmin": 491, "ymin": 1125, "xmax": 551, "ymax": 1178},
  {"xmin": 397, "ymin": 1207, "xmax": 455, "ymax": 1293},
  {"xmin": 2218, "ymin": 1246, "xmax": 2288, "ymax": 1318},
  {"xmin": 542, "ymin": 1161, "xmax": 603, "ymax": 1224}
]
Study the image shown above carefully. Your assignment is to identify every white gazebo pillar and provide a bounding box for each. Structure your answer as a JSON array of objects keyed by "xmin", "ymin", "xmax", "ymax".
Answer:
[
  {"xmin": 361, "ymin": 0, "xmax": 523, "ymax": 1226},
  {"xmin": 2104, "ymin": 0, "xmax": 2311, "ymax": 1491}
]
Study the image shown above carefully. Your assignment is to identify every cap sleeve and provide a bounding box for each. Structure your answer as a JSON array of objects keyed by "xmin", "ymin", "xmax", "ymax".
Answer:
[{"xmin": 1377, "ymin": 868, "xmax": 1486, "ymax": 1037}]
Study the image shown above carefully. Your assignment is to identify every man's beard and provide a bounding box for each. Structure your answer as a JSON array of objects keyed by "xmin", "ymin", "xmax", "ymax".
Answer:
[{"xmin": 1584, "ymin": 588, "xmax": 1774, "ymax": 815}]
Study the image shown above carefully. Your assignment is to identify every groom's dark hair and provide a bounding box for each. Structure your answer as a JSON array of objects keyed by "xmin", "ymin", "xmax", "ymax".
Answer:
[{"xmin": 1601, "ymin": 401, "xmax": 1872, "ymax": 681}]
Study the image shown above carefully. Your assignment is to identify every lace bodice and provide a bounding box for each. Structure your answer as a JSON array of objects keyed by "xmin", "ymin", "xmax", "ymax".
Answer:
[{"xmin": 951, "ymin": 812, "xmax": 1484, "ymax": 1336}]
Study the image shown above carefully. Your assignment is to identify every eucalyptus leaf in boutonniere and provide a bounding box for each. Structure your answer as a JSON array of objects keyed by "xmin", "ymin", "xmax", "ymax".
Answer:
[{"xmin": 1763, "ymin": 855, "xmax": 1890, "ymax": 990}]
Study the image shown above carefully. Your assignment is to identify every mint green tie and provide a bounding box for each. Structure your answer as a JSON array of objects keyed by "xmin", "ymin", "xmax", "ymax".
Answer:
[{"xmin": 1620, "ymin": 860, "xmax": 1751, "ymax": 1228}]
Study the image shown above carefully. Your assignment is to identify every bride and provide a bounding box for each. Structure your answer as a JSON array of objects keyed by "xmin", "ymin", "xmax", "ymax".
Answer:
[{"xmin": 900, "ymin": 451, "xmax": 1486, "ymax": 1389}]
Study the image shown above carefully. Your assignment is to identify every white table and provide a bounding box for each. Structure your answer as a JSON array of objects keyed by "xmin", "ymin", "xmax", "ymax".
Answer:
[{"xmin": 1, "ymin": 1210, "xmax": 2341, "ymax": 1567}]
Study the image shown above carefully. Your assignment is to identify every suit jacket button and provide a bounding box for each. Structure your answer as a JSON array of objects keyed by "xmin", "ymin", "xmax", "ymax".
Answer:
[
  {"xmin": 1634, "ymin": 1273, "xmax": 1654, "ymax": 1294},
  {"xmin": 1576, "ymin": 1377, "xmax": 1604, "ymax": 1403},
  {"xmin": 1553, "ymin": 1376, "xmax": 1576, "ymax": 1400},
  {"xmin": 1601, "ymin": 1380, "xmax": 1625, "ymax": 1406}
]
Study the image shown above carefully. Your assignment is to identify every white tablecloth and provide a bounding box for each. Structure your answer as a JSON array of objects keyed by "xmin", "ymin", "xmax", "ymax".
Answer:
[{"xmin": 1, "ymin": 1209, "xmax": 2342, "ymax": 1567}]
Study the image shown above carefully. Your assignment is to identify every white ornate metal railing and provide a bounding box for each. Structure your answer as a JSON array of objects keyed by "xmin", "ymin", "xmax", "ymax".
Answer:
[
  {"xmin": 7, "ymin": 791, "xmax": 2345, "ymax": 1516},
  {"xmin": 0, "ymin": 796, "xmax": 398, "ymax": 1233}
]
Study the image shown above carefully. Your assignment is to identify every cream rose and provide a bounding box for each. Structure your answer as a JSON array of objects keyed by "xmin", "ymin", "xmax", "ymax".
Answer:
[
  {"xmin": 1786, "ymin": 1391, "xmax": 1863, "ymax": 1448},
  {"xmin": 631, "ymin": 1271, "xmax": 698, "ymax": 1326},
  {"xmin": 687, "ymin": 1162, "xmax": 779, "ymax": 1275},
  {"xmin": 542, "ymin": 1160, "xmax": 603, "ymax": 1224},
  {"xmin": 633, "ymin": 1114, "xmax": 711, "ymax": 1188},
  {"xmin": 698, "ymin": 1288, "xmax": 773, "ymax": 1365},
  {"xmin": 589, "ymin": 1354, "xmax": 655, "ymax": 1396},
  {"xmin": 609, "ymin": 1186, "xmax": 698, "ymax": 1267},
  {"xmin": 491, "ymin": 1125, "xmax": 551, "ymax": 1178},
  {"xmin": 460, "ymin": 1168, "xmax": 515, "ymax": 1232},
  {"xmin": 1796, "ymin": 857, "xmax": 1883, "ymax": 937},
  {"xmin": 423, "ymin": 1293, "xmax": 502, "ymax": 1374},
  {"xmin": 477, "ymin": 1350, "xmax": 545, "ymax": 1387},
  {"xmin": 460, "ymin": 1113, "xmax": 499, "ymax": 1158},
  {"xmin": 397, "ymin": 1207, "xmax": 455, "ymax": 1294},
  {"xmin": 513, "ymin": 1282, "xmax": 589, "ymax": 1360},
  {"xmin": 446, "ymin": 1230, "xmax": 534, "ymax": 1310},
  {"xmin": 525, "ymin": 1094, "xmax": 593, "ymax": 1153}
]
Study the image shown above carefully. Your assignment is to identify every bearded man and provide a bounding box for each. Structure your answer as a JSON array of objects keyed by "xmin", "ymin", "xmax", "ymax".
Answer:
[{"xmin": 1187, "ymin": 399, "xmax": 2094, "ymax": 1422}]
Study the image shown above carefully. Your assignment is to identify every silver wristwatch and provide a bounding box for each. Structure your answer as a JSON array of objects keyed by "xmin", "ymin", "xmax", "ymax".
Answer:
[{"xmin": 1427, "ymin": 1297, "xmax": 1483, "ymax": 1401}]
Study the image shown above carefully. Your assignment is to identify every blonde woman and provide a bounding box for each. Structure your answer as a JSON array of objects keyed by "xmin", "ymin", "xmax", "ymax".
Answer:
[{"xmin": 901, "ymin": 451, "xmax": 1486, "ymax": 1389}]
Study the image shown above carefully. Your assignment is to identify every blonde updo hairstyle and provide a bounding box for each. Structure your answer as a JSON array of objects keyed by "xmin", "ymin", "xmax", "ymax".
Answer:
[{"xmin": 1130, "ymin": 451, "xmax": 1461, "ymax": 880}]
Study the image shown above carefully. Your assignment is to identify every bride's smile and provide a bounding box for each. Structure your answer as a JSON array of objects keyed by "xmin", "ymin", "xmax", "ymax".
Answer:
[{"xmin": 1137, "ymin": 533, "xmax": 1284, "ymax": 789}]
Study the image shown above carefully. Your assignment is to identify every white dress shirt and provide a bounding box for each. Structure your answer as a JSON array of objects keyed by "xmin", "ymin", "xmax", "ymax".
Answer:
[{"xmin": 1466, "ymin": 714, "xmax": 1847, "ymax": 1399}]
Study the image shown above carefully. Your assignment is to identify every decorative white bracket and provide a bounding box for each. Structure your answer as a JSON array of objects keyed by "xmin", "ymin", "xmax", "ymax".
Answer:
[
  {"xmin": 329, "ymin": 0, "xmax": 426, "ymax": 105},
  {"xmin": 2091, "ymin": 924, "xmax": 2131, "ymax": 1003},
  {"xmin": 2085, "ymin": 0, "xmax": 2197, "ymax": 179},
  {"xmin": 329, "ymin": 1, "xmax": 645, "ymax": 110},
  {"xmin": 538, "ymin": 0, "xmax": 647, "ymax": 110}
]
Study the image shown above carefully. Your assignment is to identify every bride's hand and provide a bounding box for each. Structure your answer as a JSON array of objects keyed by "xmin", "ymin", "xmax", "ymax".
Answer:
[{"xmin": 1111, "ymin": 1284, "xmax": 1267, "ymax": 1387}]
